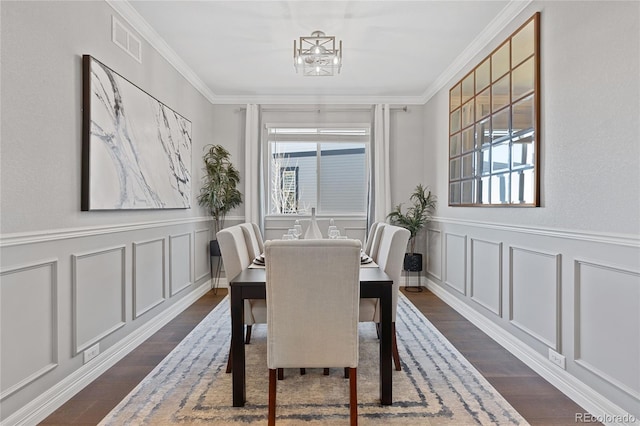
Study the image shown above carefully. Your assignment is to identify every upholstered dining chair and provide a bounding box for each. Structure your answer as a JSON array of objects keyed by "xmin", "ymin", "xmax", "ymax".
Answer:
[
  {"xmin": 240, "ymin": 222, "xmax": 264, "ymax": 261},
  {"xmin": 265, "ymin": 239, "xmax": 361, "ymax": 426},
  {"xmin": 359, "ymin": 224, "xmax": 410, "ymax": 372},
  {"xmin": 363, "ymin": 221, "xmax": 380, "ymax": 256},
  {"xmin": 216, "ymin": 224, "xmax": 267, "ymax": 373},
  {"xmin": 238, "ymin": 222, "xmax": 266, "ymax": 344},
  {"xmin": 359, "ymin": 223, "xmax": 385, "ymax": 323}
]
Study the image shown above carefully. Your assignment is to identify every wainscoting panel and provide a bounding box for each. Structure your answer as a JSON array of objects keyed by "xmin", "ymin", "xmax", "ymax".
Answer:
[
  {"xmin": 509, "ymin": 246, "xmax": 561, "ymax": 350},
  {"xmin": 194, "ymin": 228, "xmax": 211, "ymax": 283},
  {"xmin": 427, "ymin": 228, "xmax": 442, "ymax": 280},
  {"xmin": 470, "ymin": 238, "xmax": 502, "ymax": 316},
  {"xmin": 0, "ymin": 260, "xmax": 58, "ymax": 400},
  {"xmin": 169, "ymin": 233, "xmax": 192, "ymax": 296},
  {"xmin": 0, "ymin": 217, "xmax": 214, "ymax": 425},
  {"xmin": 575, "ymin": 259, "xmax": 640, "ymax": 400},
  {"xmin": 427, "ymin": 218, "xmax": 640, "ymax": 419},
  {"xmin": 72, "ymin": 246, "xmax": 126, "ymax": 354},
  {"xmin": 444, "ymin": 233, "xmax": 467, "ymax": 295},
  {"xmin": 132, "ymin": 238, "xmax": 165, "ymax": 319}
]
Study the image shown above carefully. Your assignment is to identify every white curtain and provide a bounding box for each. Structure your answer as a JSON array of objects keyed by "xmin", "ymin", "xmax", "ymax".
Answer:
[
  {"xmin": 369, "ymin": 104, "xmax": 392, "ymax": 227},
  {"xmin": 244, "ymin": 104, "xmax": 261, "ymax": 227}
]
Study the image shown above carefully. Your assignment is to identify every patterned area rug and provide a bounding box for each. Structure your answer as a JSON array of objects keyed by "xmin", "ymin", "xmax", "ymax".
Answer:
[{"xmin": 100, "ymin": 294, "xmax": 528, "ymax": 425}]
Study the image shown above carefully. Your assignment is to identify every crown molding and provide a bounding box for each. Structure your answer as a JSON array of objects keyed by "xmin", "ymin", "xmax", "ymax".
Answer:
[
  {"xmin": 419, "ymin": 0, "xmax": 533, "ymax": 104},
  {"xmin": 211, "ymin": 93, "xmax": 427, "ymax": 105},
  {"xmin": 106, "ymin": 0, "xmax": 531, "ymax": 106},
  {"xmin": 105, "ymin": 0, "xmax": 217, "ymax": 104}
]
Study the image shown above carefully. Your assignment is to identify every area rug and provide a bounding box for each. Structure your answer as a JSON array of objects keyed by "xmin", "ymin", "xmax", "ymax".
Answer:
[{"xmin": 100, "ymin": 294, "xmax": 528, "ymax": 425}]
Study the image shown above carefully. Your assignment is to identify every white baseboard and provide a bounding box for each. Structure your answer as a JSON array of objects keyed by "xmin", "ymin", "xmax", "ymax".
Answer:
[
  {"xmin": 3, "ymin": 281, "xmax": 212, "ymax": 426},
  {"xmin": 424, "ymin": 280, "xmax": 639, "ymax": 426}
]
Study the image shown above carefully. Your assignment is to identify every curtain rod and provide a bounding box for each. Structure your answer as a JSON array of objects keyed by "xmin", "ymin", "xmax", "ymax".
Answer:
[{"xmin": 238, "ymin": 106, "xmax": 408, "ymax": 113}]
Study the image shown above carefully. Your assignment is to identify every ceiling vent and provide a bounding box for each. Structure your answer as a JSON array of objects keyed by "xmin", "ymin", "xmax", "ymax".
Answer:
[{"xmin": 112, "ymin": 16, "xmax": 141, "ymax": 63}]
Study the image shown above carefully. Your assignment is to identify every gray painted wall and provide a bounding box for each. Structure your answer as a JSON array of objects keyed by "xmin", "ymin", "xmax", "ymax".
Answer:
[
  {"xmin": 422, "ymin": 1, "xmax": 640, "ymax": 419},
  {"xmin": 1, "ymin": 1, "xmax": 218, "ymax": 422}
]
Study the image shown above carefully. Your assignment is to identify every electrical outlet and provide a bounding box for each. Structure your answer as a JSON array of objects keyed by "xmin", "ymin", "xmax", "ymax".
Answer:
[
  {"xmin": 548, "ymin": 348, "xmax": 566, "ymax": 369},
  {"xmin": 83, "ymin": 343, "xmax": 100, "ymax": 364}
]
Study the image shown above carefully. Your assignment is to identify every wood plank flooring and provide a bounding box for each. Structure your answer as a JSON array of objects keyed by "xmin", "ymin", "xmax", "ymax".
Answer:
[{"xmin": 41, "ymin": 287, "xmax": 593, "ymax": 425}]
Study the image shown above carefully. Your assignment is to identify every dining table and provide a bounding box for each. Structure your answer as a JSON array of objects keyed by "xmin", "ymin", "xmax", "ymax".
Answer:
[{"xmin": 229, "ymin": 261, "xmax": 394, "ymax": 407}]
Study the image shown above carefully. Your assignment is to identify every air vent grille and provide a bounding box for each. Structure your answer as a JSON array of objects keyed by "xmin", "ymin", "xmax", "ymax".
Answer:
[{"xmin": 112, "ymin": 16, "xmax": 142, "ymax": 63}]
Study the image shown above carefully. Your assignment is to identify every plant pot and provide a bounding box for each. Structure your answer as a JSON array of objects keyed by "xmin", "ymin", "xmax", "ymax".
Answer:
[
  {"xmin": 403, "ymin": 253, "xmax": 423, "ymax": 272},
  {"xmin": 210, "ymin": 239, "xmax": 221, "ymax": 257}
]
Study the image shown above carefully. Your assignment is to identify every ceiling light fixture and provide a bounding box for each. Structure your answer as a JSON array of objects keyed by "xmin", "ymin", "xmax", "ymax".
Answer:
[{"xmin": 293, "ymin": 30, "xmax": 342, "ymax": 76}]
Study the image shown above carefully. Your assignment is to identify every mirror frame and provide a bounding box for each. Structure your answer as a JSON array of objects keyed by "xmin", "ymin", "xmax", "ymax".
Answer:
[{"xmin": 448, "ymin": 12, "xmax": 540, "ymax": 207}]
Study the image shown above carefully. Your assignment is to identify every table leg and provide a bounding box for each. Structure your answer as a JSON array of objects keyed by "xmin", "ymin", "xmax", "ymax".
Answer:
[
  {"xmin": 379, "ymin": 286, "xmax": 392, "ymax": 405},
  {"xmin": 231, "ymin": 287, "xmax": 246, "ymax": 406}
]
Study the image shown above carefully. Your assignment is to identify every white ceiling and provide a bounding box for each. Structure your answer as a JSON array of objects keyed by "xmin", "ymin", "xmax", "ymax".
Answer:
[{"xmin": 116, "ymin": 1, "xmax": 527, "ymax": 104}]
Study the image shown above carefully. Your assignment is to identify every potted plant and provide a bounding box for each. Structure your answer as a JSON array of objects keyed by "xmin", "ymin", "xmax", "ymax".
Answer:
[
  {"xmin": 387, "ymin": 184, "xmax": 437, "ymax": 289},
  {"xmin": 197, "ymin": 144, "xmax": 243, "ymax": 257}
]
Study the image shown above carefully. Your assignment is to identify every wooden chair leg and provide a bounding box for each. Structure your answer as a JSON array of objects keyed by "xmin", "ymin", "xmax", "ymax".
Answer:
[
  {"xmin": 344, "ymin": 367, "xmax": 349, "ymax": 378},
  {"xmin": 349, "ymin": 367, "xmax": 358, "ymax": 426},
  {"xmin": 245, "ymin": 324, "xmax": 253, "ymax": 344},
  {"xmin": 277, "ymin": 368, "xmax": 284, "ymax": 380},
  {"xmin": 375, "ymin": 322, "xmax": 381, "ymax": 339},
  {"xmin": 300, "ymin": 368, "xmax": 306, "ymax": 375},
  {"xmin": 323, "ymin": 368, "xmax": 330, "ymax": 376},
  {"xmin": 225, "ymin": 344, "xmax": 232, "ymax": 373},
  {"xmin": 392, "ymin": 322, "xmax": 401, "ymax": 371},
  {"xmin": 268, "ymin": 369, "xmax": 276, "ymax": 426}
]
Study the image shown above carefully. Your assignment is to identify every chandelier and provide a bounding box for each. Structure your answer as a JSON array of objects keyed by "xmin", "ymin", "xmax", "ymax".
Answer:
[{"xmin": 293, "ymin": 30, "xmax": 342, "ymax": 76}]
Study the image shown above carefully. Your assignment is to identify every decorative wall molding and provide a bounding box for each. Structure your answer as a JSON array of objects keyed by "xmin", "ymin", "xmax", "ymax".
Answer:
[
  {"xmin": 419, "ymin": 0, "xmax": 532, "ymax": 104},
  {"xmin": 508, "ymin": 246, "xmax": 561, "ymax": 351},
  {"xmin": 470, "ymin": 238, "xmax": 502, "ymax": 317},
  {"xmin": 194, "ymin": 228, "xmax": 212, "ymax": 283},
  {"xmin": 72, "ymin": 246, "xmax": 127, "ymax": 354},
  {"xmin": 574, "ymin": 259, "xmax": 640, "ymax": 401},
  {"xmin": 169, "ymin": 233, "xmax": 193, "ymax": 296},
  {"xmin": 106, "ymin": 0, "xmax": 532, "ymax": 106},
  {"xmin": 0, "ymin": 217, "xmax": 213, "ymax": 247},
  {"xmin": 425, "ymin": 278, "xmax": 637, "ymax": 425},
  {"xmin": 0, "ymin": 259, "xmax": 58, "ymax": 401},
  {"xmin": 444, "ymin": 232, "xmax": 467, "ymax": 295},
  {"xmin": 132, "ymin": 238, "xmax": 166, "ymax": 319},
  {"xmin": 433, "ymin": 217, "xmax": 640, "ymax": 248},
  {"xmin": 426, "ymin": 228, "xmax": 442, "ymax": 281},
  {"xmin": 2, "ymin": 281, "xmax": 212, "ymax": 426}
]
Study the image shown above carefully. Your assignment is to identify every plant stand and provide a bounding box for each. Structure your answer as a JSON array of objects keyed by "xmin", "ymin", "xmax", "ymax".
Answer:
[
  {"xmin": 210, "ymin": 240, "xmax": 222, "ymax": 295},
  {"xmin": 403, "ymin": 253, "xmax": 423, "ymax": 292}
]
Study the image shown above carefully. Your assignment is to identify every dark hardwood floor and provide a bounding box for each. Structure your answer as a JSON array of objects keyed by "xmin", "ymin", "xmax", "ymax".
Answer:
[{"xmin": 41, "ymin": 287, "xmax": 592, "ymax": 425}]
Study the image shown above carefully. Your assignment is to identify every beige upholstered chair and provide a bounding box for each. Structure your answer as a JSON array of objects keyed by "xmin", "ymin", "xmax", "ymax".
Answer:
[
  {"xmin": 363, "ymin": 222, "xmax": 380, "ymax": 256},
  {"xmin": 238, "ymin": 222, "xmax": 267, "ymax": 343},
  {"xmin": 359, "ymin": 223, "xmax": 385, "ymax": 322},
  {"xmin": 360, "ymin": 224, "xmax": 410, "ymax": 371},
  {"xmin": 265, "ymin": 239, "xmax": 361, "ymax": 426},
  {"xmin": 240, "ymin": 222, "xmax": 264, "ymax": 261},
  {"xmin": 216, "ymin": 224, "xmax": 267, "ymax": 372}
]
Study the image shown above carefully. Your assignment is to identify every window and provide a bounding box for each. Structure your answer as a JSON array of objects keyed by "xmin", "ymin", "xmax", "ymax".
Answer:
[{"xmin": 266, "ymin": 126, "xmax": 370, "ymax": 215}]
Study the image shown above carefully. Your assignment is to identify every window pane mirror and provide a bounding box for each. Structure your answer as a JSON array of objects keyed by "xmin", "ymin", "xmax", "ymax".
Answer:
[{"xmin": 448, "ymin": 13, "xmax": 540, "ymax": 206}]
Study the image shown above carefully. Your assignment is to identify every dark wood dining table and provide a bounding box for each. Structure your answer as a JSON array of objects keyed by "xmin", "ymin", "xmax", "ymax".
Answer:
[{"xmin": 229, "ymin": 265, "xmax": 394, "ymax": 407}]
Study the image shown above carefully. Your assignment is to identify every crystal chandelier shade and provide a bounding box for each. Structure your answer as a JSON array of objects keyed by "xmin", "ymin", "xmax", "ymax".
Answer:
[{"xmin": 293, "ymin": 30, "xmax": 342, "ymax": 76}]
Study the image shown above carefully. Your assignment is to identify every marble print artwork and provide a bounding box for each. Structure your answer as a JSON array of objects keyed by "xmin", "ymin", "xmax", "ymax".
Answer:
[{"xmin": 85, "ymin": 56, "xmax": 191, "ymax": 209}]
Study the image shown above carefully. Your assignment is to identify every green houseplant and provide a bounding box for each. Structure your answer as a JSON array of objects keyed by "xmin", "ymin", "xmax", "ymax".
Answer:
[
  {"xmin": 387, "ymin": 184, "xmax": 437, "ymax": 274},
  {"xmin": 197, "ymin": 144, "xmax": 243, "ymax": 254}
]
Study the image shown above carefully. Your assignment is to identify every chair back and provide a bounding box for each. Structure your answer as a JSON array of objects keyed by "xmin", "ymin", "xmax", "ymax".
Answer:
[
  {"xmin": 375, "ymin": 224, "xmax": 410, "ymax": 321},
  {"xmin": 368, "ymin": 223, "xmax": 386, "ymax": 262},
  {"xmin": 217, "ymin": 225, "xmax": 252, "ymax": 282},
  {"xmin": 240, "ymin": 222, "xmax": 264, "ymax": 260},
  {"xmin": 363, "ymin": 222, "xmax": 380, "ymax": 256},
  {"xmin": 265, "ymin": 239, "xmax": 361, "ymax": 369}
]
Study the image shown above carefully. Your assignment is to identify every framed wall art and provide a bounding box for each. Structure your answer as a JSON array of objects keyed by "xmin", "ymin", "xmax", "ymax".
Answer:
[{"xmin": 81, "ymin": 55, "xmax": 192, "ymax": 210}]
